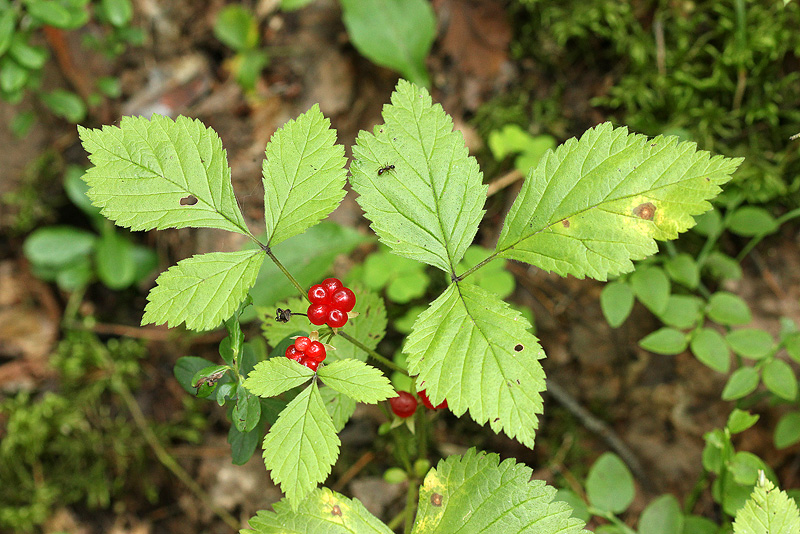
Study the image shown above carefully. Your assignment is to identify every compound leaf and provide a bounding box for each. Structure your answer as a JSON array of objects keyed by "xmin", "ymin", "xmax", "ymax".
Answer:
[
  {"xmin": 733, "ymin": 476, "xmax": 800, "ymax": 534},
  {"xmin": 262, "ymin": 105, "xmax": 347, "ymax": 247},
  {"xmin": 142, "ymin": 250, "xmax": 264, "ymax": 331},
  {"xmin": 496, "ymin": 123, "xmax": 743, "ymax": 280},
  {"xmin": 244, "ymin": 358, "xmax": 315, "ymax": 398},
  {"xmin": 351, "ymin": 80, "xmax": 486, "ymax": 273},
  {"xmin": 262, "ymin": 383, "xmax": 339, "ymax": 507},
  {"xmin": 404, "ymin": 283, "xmax": 545, "ymax": 448},
  {"xmin": 243, "ymin": 487, "xmax": 393, "ymax": 534},
  {"xmin": 318, "ymin": 359, "xmax": 394, "ymax": 404},
  {"xmin": 320, "ymin": 386, "xmax": 357, "ymax": 433},
  {"xmin": 78, "ymin": 115, "xmax": 251, "ymax": 235},
  {"xmin": 412, "ymin": 448, "xmax": 588, "ymax": 534}
]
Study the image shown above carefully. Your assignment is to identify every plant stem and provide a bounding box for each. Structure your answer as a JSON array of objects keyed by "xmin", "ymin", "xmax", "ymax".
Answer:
[
  {"xmin": 403, "ymin": 478, "xmax": 418, "ymax": 534},
  {"xmin": 588, "ymin": 508, "xmax": 636, "ymax": 534},
  {"xmin": 337, "ymin": 331, "xmax": 407, "ymax": 375},
  {"xmin": 736, "ymin": 207, "xmax": 800, "ymax": 262},
  {"xmin": 455, "ymin": 251, "xmax": 499, "ymax": 282},
  {"xmin": 102, "ymin": 353, "xmax": 240, "ymax": 530},
  {"xmin": 265, "ymin": 247, "xmax": 309, "ymax": 302}
]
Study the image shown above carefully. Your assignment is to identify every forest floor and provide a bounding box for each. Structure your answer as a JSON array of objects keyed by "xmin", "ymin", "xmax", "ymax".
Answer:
[{"xmin": 1, "ymin": 1, "xmax": 799, "ymax": 533}]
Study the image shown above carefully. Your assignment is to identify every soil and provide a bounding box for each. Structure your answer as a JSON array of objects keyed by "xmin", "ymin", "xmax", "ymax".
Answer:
[{"xmin": 1, "ymin": 1, "xmax": 799, "ymax": 533}]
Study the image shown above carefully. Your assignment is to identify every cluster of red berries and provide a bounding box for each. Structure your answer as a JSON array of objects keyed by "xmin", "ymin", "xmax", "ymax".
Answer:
[
  {"xmin": 389, "ymin": 389, "xmax": 448, "ymax": 418},
  {"xmin": 307, "ymin": 278, "xmax": 356, "ymax": 328},
  {"xmin": 285, "ymin": 335, "xmax": 327, "ymax": 371}
]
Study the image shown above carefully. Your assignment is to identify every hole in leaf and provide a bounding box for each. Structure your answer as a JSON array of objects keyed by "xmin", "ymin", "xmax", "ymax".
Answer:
[
  {"xmin": 633, "ymin": 202, "xmax": 656, "ymax": 220},
  {"xmin": 514, "ymin": 344, "xmax": 523, "ymax": 352},
  {"xmin": 331, "ymin": 505, "xmax": 342, "ymax": 516},
  {"xmin": 180, "ymin": 195, "xmax": 198, "ymax": 206},
  {"xmin": 431, "ymin": 493, "xmax": 443, "ymax": 507}
]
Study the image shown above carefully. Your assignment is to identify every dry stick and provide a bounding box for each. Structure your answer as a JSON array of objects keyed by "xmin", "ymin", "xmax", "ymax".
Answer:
[
  {"xmin": 331, "ymin": 451, "xmax": 375, "ymax": 492},
  {"xmin": 486, "ymin": 169, "xmax": 524, "ymax": 197},
  {"xmin": 546, "ymin": 379, "xmax": 656, "ymax": 493}
]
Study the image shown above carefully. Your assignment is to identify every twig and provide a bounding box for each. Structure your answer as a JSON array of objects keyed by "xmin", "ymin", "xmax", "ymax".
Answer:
[
  {"xmin": 332, "ymin": 451, "xmax": 374, "ymax": 492},
  {"xmin": 546, "ymin": 378, "xmax": 656, "ymax": 493},
  {"xmin": 486, "ymin": 169, "xmax": 523, "ymax": 197}
]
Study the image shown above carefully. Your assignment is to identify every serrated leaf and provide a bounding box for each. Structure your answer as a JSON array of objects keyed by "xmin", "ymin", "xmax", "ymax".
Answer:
[
  {"xmin": 262, "ymin": 105, "xmax": 347, "ymax": 247},
  {"xmin": 341, "ymin": 0, "xmax": 435, "ymax": 87},
  {"xmin": 142, "ymin": 250, "xmax": 265, "ymax": 331},
  {"xmin": 243, "ymin": 487, "xmax": 393, "ymax": 534},
  {"xmin": 732, "ymin": 477, "xmax": 800, "ymax": 534},
  {"xmin": 261, "ymin": 289, "xmax": 387, "ymax": 362},
  {"xmin": 262, "ymin": 383, "xmax": 340, "ymax": 505},
  {"xmin": 78, "ymin": 115, "xmax": 250, "ymax": 235},
  {"xmin": 412, "ymin": 448, "xmax": 588, "ymax": 534},
  {"xmin": 318, "ymin": 359, "xmax": 394, "ymax": 404},
  {"xmin": 496, "ymin": 123, "xmax": 742, "ymax": 280},
  {"xmin": 350, "ymin": 80, "xmax": 486, "ymax": 273},
  {"xmin": 320, "ymin": 386, "xmax": 357, "ymax": 433},
  {"xmin": 586, "ymin": 452, "xmax": 635, "ymax": 514},
  {"xmin": 244, "ymin": 358, "xmax": 315, "ymax": 398},
  {"xmin": 404, "ymin": 283, "xmax": 545, "ymax": 448},
  {"xmin": 600, "ymin": 280, "xmax": 634, "ymax": 328}
]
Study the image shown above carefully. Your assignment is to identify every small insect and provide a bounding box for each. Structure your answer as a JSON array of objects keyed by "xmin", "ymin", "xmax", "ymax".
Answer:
[
  {"xmin": 377, "ymin": 164, "xmax": 395, "ymax": 176},
  {"xmin": 193, "ymin": 369, "xmax": 227, "ymax": 392}
]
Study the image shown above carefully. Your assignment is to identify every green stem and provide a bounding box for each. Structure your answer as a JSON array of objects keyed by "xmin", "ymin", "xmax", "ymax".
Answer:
[
  {"xmin": 416, "ymin": 406, "xmax": 428, "ymax": 460},
  {"xmin": 684, "ymin": 471, "xmax": 709, "ymax": 514},
  {"xmin": 736, "ymin": 207, "xmax": 800, "ymax": 262},
  {"xmin": 455, "ymin": 251, "xmax": 499, "ymax": 282},
  {"xmin": 588, "ymin": 508, "xmax": 637, "ymax": 534},
  {"xmin": 403, "ymin": 478, "xmax": 419, "ymax": 534},
  {"xmin": 337, "ymin": 331, "xmax": 407, "ymax": 375},
  {"xmin": 265, "ymin": 247, "xmax": 309, "ymax": 302}
]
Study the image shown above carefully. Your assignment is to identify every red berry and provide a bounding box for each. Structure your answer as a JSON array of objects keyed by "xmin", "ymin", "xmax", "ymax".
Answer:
[
  {"xmin": 308, "ymin": 284, "xmax": 329, "ymax": 304},
  {"xmin": 322, "ymin": 277, "xmax": 342, "ymax": 294},
  {"xmin": 308, "ymin": 304, "xmax": 329, "ymax": 325},
  {"xmin": 390, "ymin": 391, "xmax": 418, "ymax": 418},
  {"xmin": 304, "ymin": 359, "xmax": 320, "ymax": 372},
  {"xmin": 294, "ymin": 336, "xmax": 311, "ymax": 351},
  {"xmin": 285, "ymin": 345, "xmax": 303, "ymax": 362},
  {"xmin": 418, "ymin": 389, "xmax": 447, "ymax": 410},
  {"xmin": 305, "ymin": 341, "xmax": 326, "ymax": 362},
  {"xmin": 327, "ymin": 308, "xmax": 347, "ymax": 328},
  {"xmin": 331, "ymin": 288, "xmax": 356, "ymax": 312}
]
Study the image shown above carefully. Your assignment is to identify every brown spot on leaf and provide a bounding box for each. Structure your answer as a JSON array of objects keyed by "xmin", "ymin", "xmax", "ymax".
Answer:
[
  {"xmin": 331, "ymin": 505, "xmax": 342, "ymax": 516},
  {"xmin": 633, "ymin": 202, "xmax": 656, "ymax": 220},
  {"xmin": 180, "ymin": 195, "xmax": 198, "ymax": 206},
  {"xmin": 561, "ymin": 219, "xmax": 570, "ymax": 228},
  {"xmin": 514, "ymin": 344, "xmax": 523, "ymax": 352},
  {"xmin": 431, "ymin": 493, "xmax": 443, "ymax": 506}
]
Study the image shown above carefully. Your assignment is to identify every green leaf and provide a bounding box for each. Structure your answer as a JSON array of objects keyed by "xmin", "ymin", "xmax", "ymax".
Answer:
[
  {"xmin": 245, "ymin": 222, "xmax": 369, "ymax": 321},
  {"xmin": 360, "ymin": 246, "xmax": 430, "ymax": 303},
  {"xmin": 707, "ymin": 292, "xmax": 751, "ymax": 325},
  {"xmin": 455, "ymin": 245, "xmax": 515, "ymax": 299},
  {"xmin": 412, "ymin": 449, "xmax": 589, "ymax": 534},
  {"xmin": 229, "ymin": 415, "xmax": 262, "ymax": 465},
  {"xmin": 9, "ymin": 37, "xmax": 48, "ymax": 70},
  {"xmin": 40, "ymin": 90, "xmax": 86, "ymax": 122},
  {"xmin": 722, "ymin": 367, "xmax": 760, "ymax": 401},
  {"xmin": 638, "ymin": 494, "xmax": 683, "ymax": 534},
  {"xmin": 262, "ymin": 105, "xmax": 347, "ymax": 247},
  {"xmin": 692, "ymin": 209, "xmax": 722, "ymax": 237},
  {"xmin": 245, "ymin": 357, "xmax": 315, "ymax": 398},
  {"xmin": 727, "ymin": 206, "xmax": 778, "ymax": 237},
  {"xmin": 774, "ymin": 411, "xmax": 800, "ymax": 449},
  {"xmin": 101, "ymin": 0, "xmax": 133, "ymax": 27},
  {"xmin": 639, "ymin": 327, "xmax": 688, "ymax": 355},
  {"xmin": 262, "ymin": 383, "xmax": 339, "ymax": 505},
  {"xmin": 585, "ymin": 452, "xmax": 635, "ymax": 514},
  {"xmin": 243, "ymin": 487, "xmax": 393, "ymax": 534},
  {"xmin": 23, "ymin": 226, "xmax": 96, "ymax": 268},
  {"xmin": 280, "ymin": 0, "xmax": 315, "ymax": 11},
  {"xmin": 682, "ymin": 515, "xmax": 719, "ymax": 534},
  {"xmin": 214, "ymin": 5, "xmax": 258, "ymax": 51},
  {"xmin": 318, "ymin": 359, "xmax": 394, "ymax": 404},
  {"xmin": 233, "ymin": 385, "xmax": 261, "ymax": 432},
  {"xmin": 0, "ymin": 10, "xmax": 16, "ymax": 56},
  {"xmin": 404, "ymin": 283, "xmax": 545, "ymax": 448},
  {"xmin": 554, "ymin": 489, "xmax": 590, "ymax": 522},
  {"xmin": 600, "ymin": 280, "xmax": 634, "ymax": 328},
  {"xmin": 496, "ymin": 123, "xmax": 742, "ymax": 280},
  {"xmin": 320, "ymin": 386, "xmax": 357, "ymax": 433},
  {"xmin": 173, "ymin": 356, "xmax": 216, "ymax": 394},
  {"xmin": 26, "ymin": 0, "xmax": 73, "ymax": 27},
  {"xmin": 350, "ymin": 80, "xmax": 486, "ymax": 273},
  {"xmin": 234, "ymin": 48, "xmax": 269, "ymax": 90},
  {"xmin": 341, "ymin": 0, "xmax": 435, "ymax": 86},
  {"xmin": 0, "ymin": 57, "xmax": 29, "ymax": 93},
  {"xmin": 664, "ymin": 253, "xmax": 699, "ymax": 289},
  {"xmin": 78, "ymin": 115, "xmax": 251, "ymax": 235},
  {"xmin": 64, "ymin": 165, "xmax": 102, "ymax": 219},
  {"xmin": 95, "ymin": 230, "xmax": 136, "ymax": 289},
  {"xmin": 762, "ymin": 359, "xmax": 797, "ymax": 401},
  {"xmin": 96, "ymin": 76, "xmax": 122, "ymax": 98},
  {"xmin": 784, "ymin": 332, "xmax": 800, "ymax": 363},
  {"xmin": 727, "ymin": 409, "xmax": 759, "ymax": 434},
  {"xmin": 630, "ymin": 266, "xmax": 670, "ymax": 314},
  {"xmin": 704, "ymin": 251, "xmax": 743, "ymax": 281},
  {"xmin": 726, "ymin": 329, "xmax": 774, "ymax": 360},
  {"xmin": 142, "ymin": 250, "xmax": 265, "ymax": 331},
  {"xmin": 732, "ymin": 476, "xmax": 800, "ymax": 534},
  {"xmin": 191, "ymin": 364, "xmax": 229, "ymax": 398},
  {"xmin": 657, "ymin": 295, "xmax": 702, "ymax": 330},
  {"xmin": 261, "ymin": 288, "xmax": 387, "ymax": 363}
]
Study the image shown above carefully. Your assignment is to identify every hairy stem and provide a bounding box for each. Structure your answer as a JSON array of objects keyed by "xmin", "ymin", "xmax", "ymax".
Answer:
[
  {"xmin": 455, "ymin": 251, "xmax": 499, "ymax": 282},
  {"xmin": 337, "ymin": 331, "xmax": 407, "ymax": 375},
  {"xmin": 265, "ymin": 247, "xmax": 310, "ymax": 302}
]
